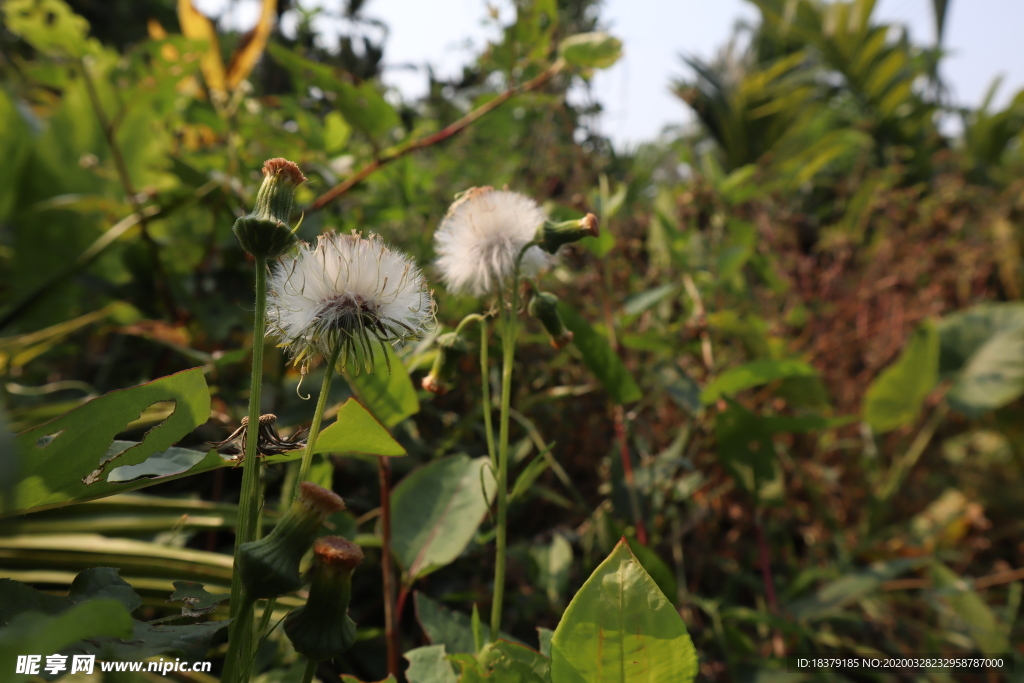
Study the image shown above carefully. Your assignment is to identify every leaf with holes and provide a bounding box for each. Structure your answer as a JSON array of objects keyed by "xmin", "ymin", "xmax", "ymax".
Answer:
[
  {"xmin": 391, "ymin": 455, "xmax": 495, "ymax": 582},
  {"xmin": 5, "ymin": 368, "xmax": 214, "ymax": 517},
  {"xmin": 550, "ymin": 537, "xmax": 698, "ymax": 683}
]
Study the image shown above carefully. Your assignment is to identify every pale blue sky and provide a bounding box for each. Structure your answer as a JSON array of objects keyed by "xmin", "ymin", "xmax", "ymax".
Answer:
[{"xmin": 203, "ymin": 0, "xmax": 1024, "ymax": 148}]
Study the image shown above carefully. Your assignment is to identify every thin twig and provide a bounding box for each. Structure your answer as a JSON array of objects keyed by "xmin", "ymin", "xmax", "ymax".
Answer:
[{"xmin": 306, "ymin": 60, "xmax": 566, "ymax": 213}]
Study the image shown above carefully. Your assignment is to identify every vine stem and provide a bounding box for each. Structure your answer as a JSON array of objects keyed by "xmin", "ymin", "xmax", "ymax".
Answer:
[
  {"xmin": 223, "ymin": 256, "xmax": 269, "ymax": 683},
  {"xmin": 295, "ymin": 344, "xmax": 342, "ymax": 493},
  {"xmin": 306, "ymin": 60, "xmax": 565, "ymax": 213}
]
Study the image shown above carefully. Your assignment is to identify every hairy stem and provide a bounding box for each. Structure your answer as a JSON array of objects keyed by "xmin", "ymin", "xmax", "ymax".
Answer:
[{"xmin": 296, "ymin": 345, "xmax": 342, "ymax": 492}]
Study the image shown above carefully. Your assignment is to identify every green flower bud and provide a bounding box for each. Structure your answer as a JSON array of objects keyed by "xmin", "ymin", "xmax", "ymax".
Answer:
[
  {"xmin": 528, "ymin": 291, "xmax": 574, "ymax": 350},
  {"xmin": 284, "ymin": 536, "xmax": 364, "ymax": 662},
  {"xmin": 238, "ymin": 482, "xmax": 344, "ymax": 599},
  {"xmin": 536, "ymin": 213, "xmax": 599, "ymax": 254},
  {"xmin": 232, "ymin": 158, "xmax": 307, "ymax": 259},
  {"xmin": 421, "ymin": 331, "xmax": 469, "ymax": 395}
]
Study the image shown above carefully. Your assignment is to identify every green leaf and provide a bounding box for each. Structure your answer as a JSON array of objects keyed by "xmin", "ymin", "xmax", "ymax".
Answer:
[
  {"xmin": 391, "ymin": 455, "xmax": 496, "ymax": 581},
  {"xmin": 477, "ymin": 641, "xmax": 551, "ymax": 682},
  {"xmin": 787, "ymin": 559, "xmax": 921, "ymax": 621},
  {"xmin": 533, "ymin": 533, "xmax": 573, "ymax": 606},
  {"xmin": 405, "ymin": 644, "xmax": 458, "ymax": 683},
  {"xmin": 324, "ymin": 111, "xmax": 352, "ymax": 153},
  {"xmin": 414, "ymin": 593, "xmax": 526, "ymax": 655},
  {"xmin": 0, "ymin": 600, "xmax": 134, "ymax": 683},
  {"xmin": 625, "ymin": 537, "xmax": 678, "ymax": 608},
  {"xmin": 938, "ymin": 302, "xmax": 1024, "ymax": 374},
  {"xmin": 558, "ymin": 32, "xmax": 623, "ymax": 69},
  {"xmin": 2, "ymin": 0, "xmax": 93, "ymax": 58},
  {"xmin": 863, "ymin": 321, "xmax": 939, "ymax": 433},
  {"xmin": 946, "ymin": 330, "xmax": 1024, "ymax": 415},
  {"xmin": 550, "ymin": 538, "xmax": 698, "ymax": 683},
  {"xmin": 312, "ymin": 398, "xmax": 406, "ymax": 457},
  {"xmin": 537, "ymin": 628, "xmax": 554, "ymax": 658},
  {"xmin": 510, "ymin": 445, "xmax": 553, "ymax": 502},
  {"xmin": 6, "ymin": 368, "xmax": 214, "ymax": 517},
  {"xmin": 715, "ymin": 404, "xmax": 784, "ymax": 503},
  {"xmin": 168, "ymin": 581, "xmax": 231, "ymax": 617},
  {"xmin": 701, "ymin": 359, "xmax": 818, "ymax": 404},
  {"xmin": 622, "ymin": 284, "xmax": 678, "ymax": 318},
  {"xmin": 344, "ymin": 345, "xmax": 419, "ymax": 428},
  {"xmin": 930, "ymin": 563, "xmax": 1010, "ymax": 654},
  {"xmin": 558, "ymin": 303, "xmax": 641, "ymax": 405}
]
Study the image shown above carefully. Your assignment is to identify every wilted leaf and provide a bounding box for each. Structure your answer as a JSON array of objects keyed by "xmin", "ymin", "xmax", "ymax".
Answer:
[
  {"xmin": 177, "ymin": 0, "xmax": 226, "ymax": 94},
  {"xmin": 225, "ymin": 0, "xmax": 277, "ymax": 90}
]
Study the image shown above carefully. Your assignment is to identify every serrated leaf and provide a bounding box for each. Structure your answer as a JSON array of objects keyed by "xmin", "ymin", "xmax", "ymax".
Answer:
[
  {"xmin": 863, "ymin": 321, "xmax": 939, "ymax": 433},
  {"xmin": 558, "ymin": 303, "xmax": 641, "ymax": 405},
  {"xmin": 550, "ymin": 538, "xmax": 697, "ymax": 683},
  {"xmin": 391, "ymin": 456, "xmax": 495, "ymax": 581}
]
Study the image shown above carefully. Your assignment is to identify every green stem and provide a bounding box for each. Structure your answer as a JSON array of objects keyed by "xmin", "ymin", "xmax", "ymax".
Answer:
[
  {"xmin": 490, "ymin": 292, "xmax": 518, "ymax": 640},
  {"xmin": 296, "ymin": 344, "xmax": 342, "ymax": 493},
  {"xmin": 224, "ymin": 257, "xmax": 268, "ymax": 682},
  {"xmin": 300, "ymin": 657, "xmax": 317, "ymax": 683},
  {"xmin": 256, "ymin": 598, "xmax": 276, "ymax": 638},
  {"xmin": 221, "ymin": 592, "xmax": 257, "ymax": 683},
  {"xmin": 480, "ymin": 318, "xmax": 497, "ymax": 467}
]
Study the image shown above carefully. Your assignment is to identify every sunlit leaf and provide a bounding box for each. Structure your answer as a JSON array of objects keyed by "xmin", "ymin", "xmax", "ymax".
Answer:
[
  {"xmin": 311, "ymin": 397, "xmax": 406, "ymax": 457},
  {"xmin": 550, "ymin": 538, "xmax": 698, "ymax": 683},
  {"xmin": 177, "ymin": 0, "xmax": 226, "ymax": 94},
  {"xmin": 863, "ymin": 321, "xmax": 939, "ymax": 433},
  {"xmin": 225, "ymin": 0, "xmax": 277, "ymax": 90}
]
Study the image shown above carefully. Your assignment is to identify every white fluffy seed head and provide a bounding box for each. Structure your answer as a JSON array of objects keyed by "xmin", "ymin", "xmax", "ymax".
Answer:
[
  {"xmin": 266, "ymin": 231, "xmax": 435, "ymax": 374},
  {"xmin": 433, "ymin": 187, "xmax": 553, "ymax": 297}
]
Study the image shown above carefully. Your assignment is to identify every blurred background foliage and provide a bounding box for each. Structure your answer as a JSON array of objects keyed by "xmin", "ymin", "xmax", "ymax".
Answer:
[{"xmin": 0, "ymin": 0, "xmax": 1022, "ymax": 680}]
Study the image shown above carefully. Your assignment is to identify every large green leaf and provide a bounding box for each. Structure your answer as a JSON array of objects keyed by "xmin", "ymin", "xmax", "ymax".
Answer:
[
  {"xmin": 344, "ymin": 345, "xmax": 419, "ymax": 428},
  {"xmin": 863, "ymin": 322, "xmax": 939, "ymax": 433},
  {"xmin": 558, "ymin": 303, "xmax": 641, "ymax": 405},
  {"xmin": 701, "ymin": 359, "xmax": 818, "ymax": 404},
  {"xmin": 550, "ymin": 538, "xmax": 698, "ymax": 683},
  {"xmin": 391, "ymin": 455, "xmax": 496, "ymax": 582},
  {"xmin": 6, "ymin": 368, "xmax": 215, "ymax": 516},
  {"xmin": 311, "ymin": 398, "xmax": 406, "ymax": 457}
]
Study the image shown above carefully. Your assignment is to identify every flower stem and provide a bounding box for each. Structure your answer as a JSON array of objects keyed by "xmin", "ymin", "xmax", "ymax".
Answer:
[
  {"xmin": 455, "ymin": 313, "xmax": 496, "ymax": 467},
  {"xmin": 300, "ymin": 658, "xmax": 317, "ymax": 683},
  {"xmin": 490, "ymin": 293, "xmax": 518, "ymax": 640},
  {"xmin": 224, "ymin": 256, "xmax": 269, "ymax": 682},
  {"xmin": 296, "ymin": 344, "xmax": 342, "ymax": 492}
]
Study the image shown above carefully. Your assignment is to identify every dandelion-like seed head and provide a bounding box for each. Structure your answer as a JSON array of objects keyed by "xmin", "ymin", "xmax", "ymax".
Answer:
[
  {"xmin": 267, "ymin": 231, "xmax": 436, "ymax": 375},
  {"xmin": 433, "ymin": 187, "xmax": 553, "ymax": 297}
]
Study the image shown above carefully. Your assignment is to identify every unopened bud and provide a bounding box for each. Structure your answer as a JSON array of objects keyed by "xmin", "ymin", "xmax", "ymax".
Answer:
[
  {"xmin": 233, "ymin": 158, "xmax": 307, "ymax": 259},
  {"xmin": 536, "ymin": 213, "xmax": 599, "ymax": 254},
  {"xmin": 238, "ymin": 482, "xmax": 343, "ymax": 599},
  {"xmin": 421, "ymin": 331, "xmax": 469, "ymax": 395},
  {"xmin": 528, "ymin": 291, "xmax": 574, "ymax": 349},
  {"xmin": 284, "ymin": 536, "xmax": 363, "ymax": 662}
]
